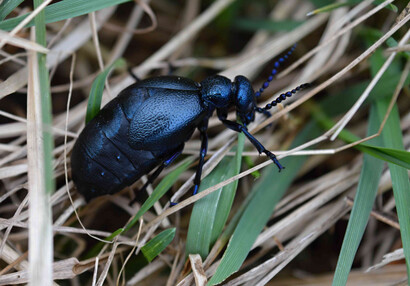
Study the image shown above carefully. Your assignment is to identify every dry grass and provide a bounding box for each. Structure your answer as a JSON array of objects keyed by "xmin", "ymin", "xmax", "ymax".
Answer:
[{"xmin": 0, "ymin": 0, "xmax": 409, "ymax": 285}]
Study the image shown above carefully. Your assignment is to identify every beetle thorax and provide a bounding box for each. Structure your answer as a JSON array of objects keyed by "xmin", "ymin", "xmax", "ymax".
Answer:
[{"xmin": 200, "ymin": 75, "xmax": 234, "ymax": 110}]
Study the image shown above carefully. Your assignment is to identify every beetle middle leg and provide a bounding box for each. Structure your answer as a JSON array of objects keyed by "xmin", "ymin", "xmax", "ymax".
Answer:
[
  {"xmin": 218, "ymin": 117, "xmax": 284, "ymax": 171},
  {"xmin": 169, "ymin": 125, "xmax": 208, "ymax": 206},
  {"xmin": 129, "ymin": 146, "xmax": 183, "ymax": 206},
  {"xmin": 192, "ymin": 121, "xmax": 209, "ymax": 196}
]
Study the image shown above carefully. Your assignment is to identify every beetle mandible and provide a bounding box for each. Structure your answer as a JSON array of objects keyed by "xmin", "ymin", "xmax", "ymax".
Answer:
[{"xmin": 71, "ymin": 46, "xmax": 310, "ymax": 202}]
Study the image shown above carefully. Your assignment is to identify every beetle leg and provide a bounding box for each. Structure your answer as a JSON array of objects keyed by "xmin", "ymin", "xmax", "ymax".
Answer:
[
  {"xmin": 128, "ymin": 67, "xmax": 140, "ymax": 82},
  {"xmin": 170, "ymin": 121, "xmax": 208, "ymax": 206},
  {"xmin": 192, "ymin": 121, "xmax": 209, "ymax": 196},
  {"xmin": 165, "ymin": 62, "xmax": 176, "ymax": 75},
  {"xmin": 130, "ymin": 146, "xmax": 183, "ymax": 206},
  {"xmin": 219, "ymin": 118, "xmax": 284, "ymax": 171},
  {"xmin": 140, "ymin": 164, "xmax": 165, "ymax": 192},
  {"xmin": 164, "ymin": 147, "xmax": 184, "ymax": 166}
]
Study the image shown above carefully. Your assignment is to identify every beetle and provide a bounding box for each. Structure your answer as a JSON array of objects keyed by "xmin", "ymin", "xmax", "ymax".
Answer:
[{"xmin": 71, "ymin": 46, "xmax": 310, "ymax": 202}]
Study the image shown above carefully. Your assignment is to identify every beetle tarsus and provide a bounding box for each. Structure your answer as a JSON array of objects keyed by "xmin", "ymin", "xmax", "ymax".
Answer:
[
  {"xmin": 219, "ymin": 118, "xmax": 285, "ymax": 171},
  {"xmin": 265, "ymin": 150, "xmax": 284, "ymax": 171},
  {"xmin": 192, "ymin": 185, "xmax": 199, "ymax": 196}
]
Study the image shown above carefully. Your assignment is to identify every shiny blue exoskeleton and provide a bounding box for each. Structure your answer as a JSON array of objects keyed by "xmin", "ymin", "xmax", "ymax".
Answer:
[{"xmin": 71, "ymin": 45, "xmax": 310, "ymax": 202}]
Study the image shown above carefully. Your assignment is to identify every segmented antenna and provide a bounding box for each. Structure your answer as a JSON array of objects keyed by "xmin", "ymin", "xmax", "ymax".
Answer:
[
  {"xmin": 255, "ymin": 44, "xmax": 297, "ymax": 97},
  {"xmin": 255, "ymin": 83, "xmax": 311, "ymax": 113}
]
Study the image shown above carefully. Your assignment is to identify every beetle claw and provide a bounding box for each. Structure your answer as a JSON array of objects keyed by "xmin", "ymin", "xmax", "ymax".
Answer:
[
  {"xmin": 192, "ymin": 185, "xmax": 199, "ymax": 196},
  {"xmin": 265, "ymin": 151, "xmax": 284, "ymax": 171}
]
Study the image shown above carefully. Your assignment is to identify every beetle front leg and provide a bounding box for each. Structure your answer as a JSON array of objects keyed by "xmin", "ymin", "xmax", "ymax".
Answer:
[{"xmin": 219, "ymin": 118, "xmax": 284, "ymax": 171}]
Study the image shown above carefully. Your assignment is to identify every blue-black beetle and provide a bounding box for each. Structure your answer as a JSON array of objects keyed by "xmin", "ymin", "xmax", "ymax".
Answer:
[{"xmin": 71, "ymin": 47, "xmax": 310, "ymax": 202}]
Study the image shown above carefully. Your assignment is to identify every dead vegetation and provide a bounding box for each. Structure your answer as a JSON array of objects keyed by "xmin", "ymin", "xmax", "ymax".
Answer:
[{"xmin": 0, "ymin": 0, "xmax": 409, "ymax": 285}]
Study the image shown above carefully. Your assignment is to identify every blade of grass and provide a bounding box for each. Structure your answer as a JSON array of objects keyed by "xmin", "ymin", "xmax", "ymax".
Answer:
[
  {"xmin": 34, "ymin": 2, "xmax": 54, "ymax": 196},
  {"xmin": 234, "ymin": 19, "xmax": 304, "ymax": 32},
  {"xmin": 332, "ymin": 32, "xmax": 408, "ymax": 283},
  {"xmin": 208, "ymin": 121, "xmax": 322, "ymax": 285},
  {"xmin": 376, "ymin": 98, "xmax": 410, "ymax": 277},
  {"xmin": 186, "ymin": 133, "xmax": 244, "ymax": 259},
  {"xmin": 28, "ymin": 0, "xmax": 54, "ymax": 285},
  {"xmin": 124, "ymin": 157, "xmax": 194, "ymax": 232},
  {"xmin": 307, "ymin": 2, "xmax": 354, "ymax": 16},
  {"xmin": 85, "ymin": 157, "xmax": 193, "ymax": 259},
  {"xmin": 210, "ymin": 135, "xmax": 244, "ymax": 244},
  {"xmin": 0, "ymin": 0, "xmax": 24, "ymax": 21},
  {"xmin": 332, "ymin": 103, "xmax": 384, "ymax": 286},
  {"xmin": 312, "ymin": 105, "xmax": 410, "ymax": 169},
  {"xmin": 0, "ymin": 0, "xmax": 132, "ymax": 31},
  {"xmin": 141, "ymin": 228, "xmax": 176, "ymax": 262},
  {"xmin": 307, "ymin": 0, "xmax": 397, "ymax": 16},
  {"xmin": 356, "ymin": 146, "xmax": 410, "ymax": 169},
  {"xmin": 313, "ymin": 42, "xmax": 410, "ymax": 168},
  {"xmin": 86, "ymin": 58, "xmax": 126, "ymax": 123}
]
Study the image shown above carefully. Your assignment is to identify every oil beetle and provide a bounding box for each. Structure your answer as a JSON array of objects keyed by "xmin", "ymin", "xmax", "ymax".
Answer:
[{"xmin": 71, "ymin": 45, "xmax": 310, "ymax": 202}]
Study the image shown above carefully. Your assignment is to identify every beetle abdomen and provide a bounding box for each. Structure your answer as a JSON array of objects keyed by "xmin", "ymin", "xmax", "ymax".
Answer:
[{"xmin": 71, "ymin": 87, "xmax": 174, "ymax": 201}]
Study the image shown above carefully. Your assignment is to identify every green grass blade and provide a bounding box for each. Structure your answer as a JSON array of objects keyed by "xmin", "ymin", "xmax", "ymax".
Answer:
[
  {"xmin": 307, "ymin": 2, "xmax": 352, "ymax": 16},
  {"xmin": 0, "ymin": 0, "xmax": 132, "ymax": 31},
  {"xmin": 356, "ymin": 145, "xmax": 410, "ymax": 169},
  {"xmin": 312, "ymin": 106, "xmax": 410, "ymax": 169},
  {"xmin": 141, "ymin": 228, "xmax": 176, "ymax": 262},
  {"xmin": 234, "ymin": 19, "xmax": 304, "ymax": 32},
  {"xmin": 208, "ymin": 121, "xmax": 322, "ymax": 285},
  {"xmin": 30, "ymin": 0, "xmax": 54, "ymax": 284},
  {"xmin": 85, "ymin": 157, "xmax": 193, "ymax": 258},
  {"xmin": 186, "ymin": 133, "xmax": 244, "ymax": 258},
  {"xmin": 210, "ymin": 135, "xmax": 244, "ymax": 244},
  {"xmin": 124, "ymin": 157, "xmax": 194, "ymax": 232},
  {"xmin": 0, "ymin": 0, "xmax": 24, "ymax": 21},
  {"xmin": 332, "ymin": 38, "xmax": 408, "ymax": 284},
  {"xmin": 33, "ymin": 0, "xmax": 54, "ymax": 195},
  {"xmin": 307, "ymin": 0, "xmax": 396, "ymax": 16},
  {"xmin": 332, "ymin": 104, "xmax": 384, "ymax": 286},
  {"xmin": 376, "ymin": 98, "xmax": 410, "ymax": 277},
  {"xmin": 86, "ymin": 58, "xmax": 126, "ymax": 123}
]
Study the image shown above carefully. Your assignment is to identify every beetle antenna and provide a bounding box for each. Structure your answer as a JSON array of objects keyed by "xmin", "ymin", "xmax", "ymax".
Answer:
[
  {"xmin": 255, "ymin": 44, "xmax": 297, "ymax": 97},
  {"xmin": 255, "ymin": 83, "xmax": 311, "ymax": 112}
]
